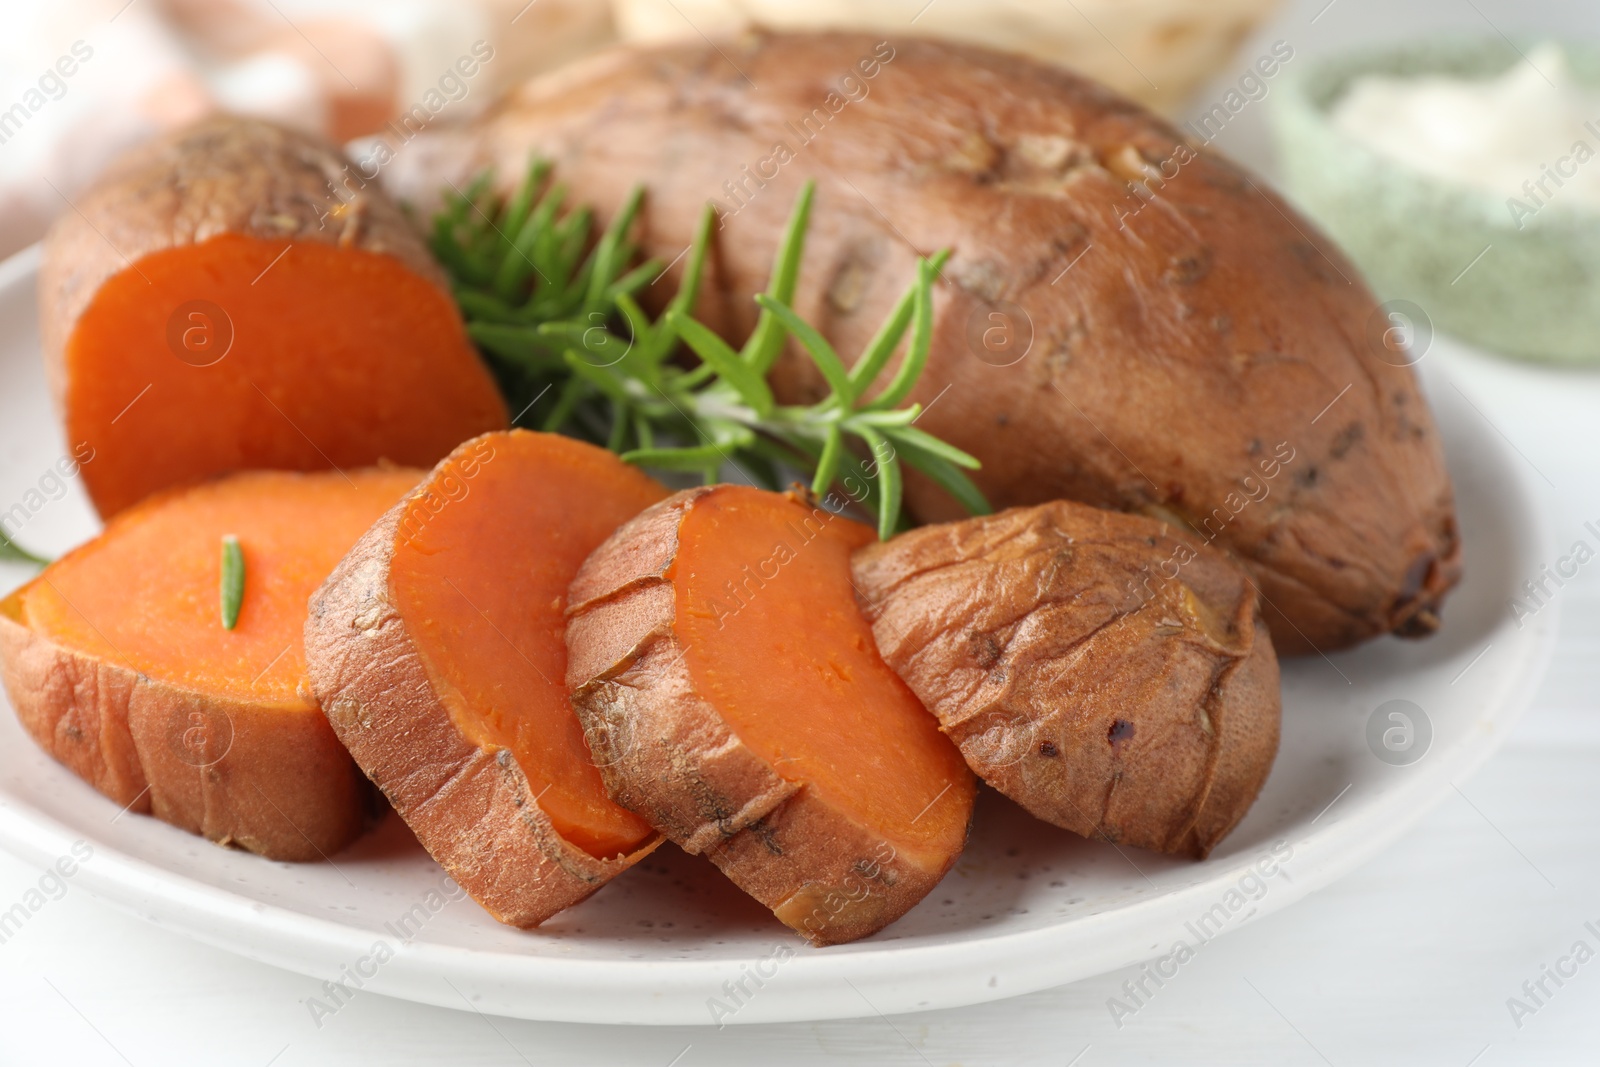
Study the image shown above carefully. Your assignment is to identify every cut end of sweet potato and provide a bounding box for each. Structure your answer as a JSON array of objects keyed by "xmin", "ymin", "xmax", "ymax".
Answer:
[
  {"xmin": 61, "ymin": 234, "xmax": 505, "ymax": 517},
  {"xmin": 38, "ymin": 117, "xmax": 506, "ymax": 519},
  {"xmin": 567, "ymin": 485, "xmax": 976, "ymax": 945},
  {"xmin": 0, "ymin": 468, "xmax": 422, "ymax": 860},
  {"xmin": 853, "ymin": 501, "xmax": 1281, "ymax": 859},
  {"xmin": 305, "ymin": 431, "xmax": 669, "ymax": 928}
]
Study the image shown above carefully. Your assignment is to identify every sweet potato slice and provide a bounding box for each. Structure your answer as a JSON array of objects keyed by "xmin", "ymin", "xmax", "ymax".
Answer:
[
  {"xmin": 0, "ymin": 468, "xmax": 422, "ymax": 860},
  {"xmin": 566, "ymin": 485, "xmax": 976, "ymax": 945},
  {"xmin": 852, "ymin": 501, "xmax": 1281, "ymax": 858},
  {"xmin": 39, "ymin": 115, "xmax": 506, "ymax": 518},
  {"xmin": 304, "ymin": 431, "xmax": 669, "ymax": 927}
]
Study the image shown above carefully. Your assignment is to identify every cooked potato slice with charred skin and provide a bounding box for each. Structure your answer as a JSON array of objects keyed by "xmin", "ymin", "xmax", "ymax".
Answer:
[
  {"xmin": 304, "ymin": 431, "xmax": 669, "ymax": 928},
  {"xmin": 0, "ymin": 469, "xmax": 423, "ymax": 860},
  {"xmin": 566, "ymin": 485, "xmax": 976, "ymax": 945},
  {"xmin": 852, "ymin": 500, "xmax": 1280, "ymax": 858}
]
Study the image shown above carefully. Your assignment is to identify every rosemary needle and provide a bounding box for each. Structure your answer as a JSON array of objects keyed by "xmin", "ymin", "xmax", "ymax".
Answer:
[{"xmin": 220, "ymin": 534, "xmax": 244, "ymax": 630}]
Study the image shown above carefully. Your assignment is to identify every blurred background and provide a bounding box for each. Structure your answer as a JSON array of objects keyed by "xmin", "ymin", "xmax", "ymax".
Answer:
[
  {"xmin": 1, "ymin": 0, "xmax": 1294, "ymax": 258},
  {"xmin": 2, "ymin": 0, "xmax": 1273, "ymax": 258},
  {"xmin": 4, "ymin": 0, "xmax": 1598, "ymax": 365}
]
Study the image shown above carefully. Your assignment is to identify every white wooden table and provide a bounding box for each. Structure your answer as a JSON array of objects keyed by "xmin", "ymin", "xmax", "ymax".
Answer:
[{"xmin": 4, "ymin": 0, "xmax": 1599, "ymax": 1063}]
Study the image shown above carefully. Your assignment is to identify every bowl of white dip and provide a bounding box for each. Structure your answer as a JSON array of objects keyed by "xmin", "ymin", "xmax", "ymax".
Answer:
[{"xmin": 1271, "ymin": 41, "xmax": 1600, "ymax": 363}]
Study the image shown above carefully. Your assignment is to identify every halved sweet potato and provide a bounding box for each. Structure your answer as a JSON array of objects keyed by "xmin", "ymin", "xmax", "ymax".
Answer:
[
  {"xmin": 39, "ymin": 115, "xmax": 506, "ymax": 518},
  {"xmin": 852, "ymin": 501, "xmax": 1280, "ymax": 858},
  {"xmin": 0, "ymin": 468, "xmax": 422, "ymax": 860},
  {"xmin": 304, "ymin": 430, "xmax": 669, "ymax": 927},
  {"xmin": 566, "ymin": 485, "xmax": 976, "ymax": 945}
]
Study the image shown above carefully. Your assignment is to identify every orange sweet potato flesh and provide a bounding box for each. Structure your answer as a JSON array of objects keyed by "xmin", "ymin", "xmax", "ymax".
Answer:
[
  {"xmin": 0, "ymin": 469, "xmax": 422, "ymax": 860},
  {"xmin": 566, "ymin": 485, "xmax": 975, "ymax": 944},
  {"xmin": 39, "ymin": 116, "xmax": 506, "ymax": 518},
  {"xmin": 389, "ymin": 433, "xmax": 662, "ymax": 858},
  {"xmin": 306, "ymin": 431, "xmax": 669, "ymax": 928},
  {"xmin": 676, "ymin": 488, "xmax": 970, "ymax": 860},
  {"xmin": 62, "ymin": 235, "xmax": 506, "ymax": 518}
]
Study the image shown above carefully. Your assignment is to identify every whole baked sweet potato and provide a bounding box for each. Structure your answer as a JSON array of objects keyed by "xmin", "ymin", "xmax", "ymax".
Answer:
[{"xmin": 396, "ymin": 31, "xmax": 1460, "ymax": 655}]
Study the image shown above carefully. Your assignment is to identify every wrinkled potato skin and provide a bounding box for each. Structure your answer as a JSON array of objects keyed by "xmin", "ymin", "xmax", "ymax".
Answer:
[
  {"xmin": 853, "ymin": 500, "xmax": 1280, "ymax": 858},
  {"xmin": 0, "ymin": 590, "xmax": 368, "ymax": 862},
  {"xmin": 421, "ymin": 31, "xmax": 1460, "ymax": 655},
  {"xmin": 565, "ymin": 487, "xmax": 973, "ymax": 946},
  {"xmin": 304, "ymin": 479, "xmax": 659, "ymax": 928}
]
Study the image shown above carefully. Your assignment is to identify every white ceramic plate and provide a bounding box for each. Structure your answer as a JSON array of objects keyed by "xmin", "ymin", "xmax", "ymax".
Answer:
[{"xmin": 0, "ymin": 243, "xmax": 1557, "ymax": 1026}]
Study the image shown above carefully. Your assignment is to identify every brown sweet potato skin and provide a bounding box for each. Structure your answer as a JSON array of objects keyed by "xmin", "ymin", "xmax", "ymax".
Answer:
[
  {"xmin": 419, "ymin": 31, "xmax": 1460, "ymax": 655},
  {"xmin": 0, "ymin": 593, "xmax": 366, "ymax": 862},
  {"xmin": 852, "ymin": 501, "xmax": 1280, "ymax": 858},
  {"xmin": 565, "ymin": 488, "xmax": 965, "ymax": 945},
  {"xmin": 304, "ymin": 502, "xmax": 658, "ymax": 929}
]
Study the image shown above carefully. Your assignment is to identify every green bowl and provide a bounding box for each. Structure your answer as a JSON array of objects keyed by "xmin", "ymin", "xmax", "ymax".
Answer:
[{"xmin": 1270, "ymin": 39, "xmax": 1600, "ymax": 364}]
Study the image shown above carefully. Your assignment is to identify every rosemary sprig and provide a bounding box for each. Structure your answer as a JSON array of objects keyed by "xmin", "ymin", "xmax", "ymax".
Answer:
[
  {"xmin": 430, "ymin": 166, "xmax": 657, "ymax": 443},
  {"xmin": 432, "ymin": 160, "xmax": 990, "ymax": 538}
]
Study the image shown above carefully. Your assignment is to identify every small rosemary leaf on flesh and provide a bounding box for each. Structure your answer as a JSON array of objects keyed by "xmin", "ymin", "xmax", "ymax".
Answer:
[{"xmin": 220, "ymin": 535, "xmax": 245, "ymax": 631}]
